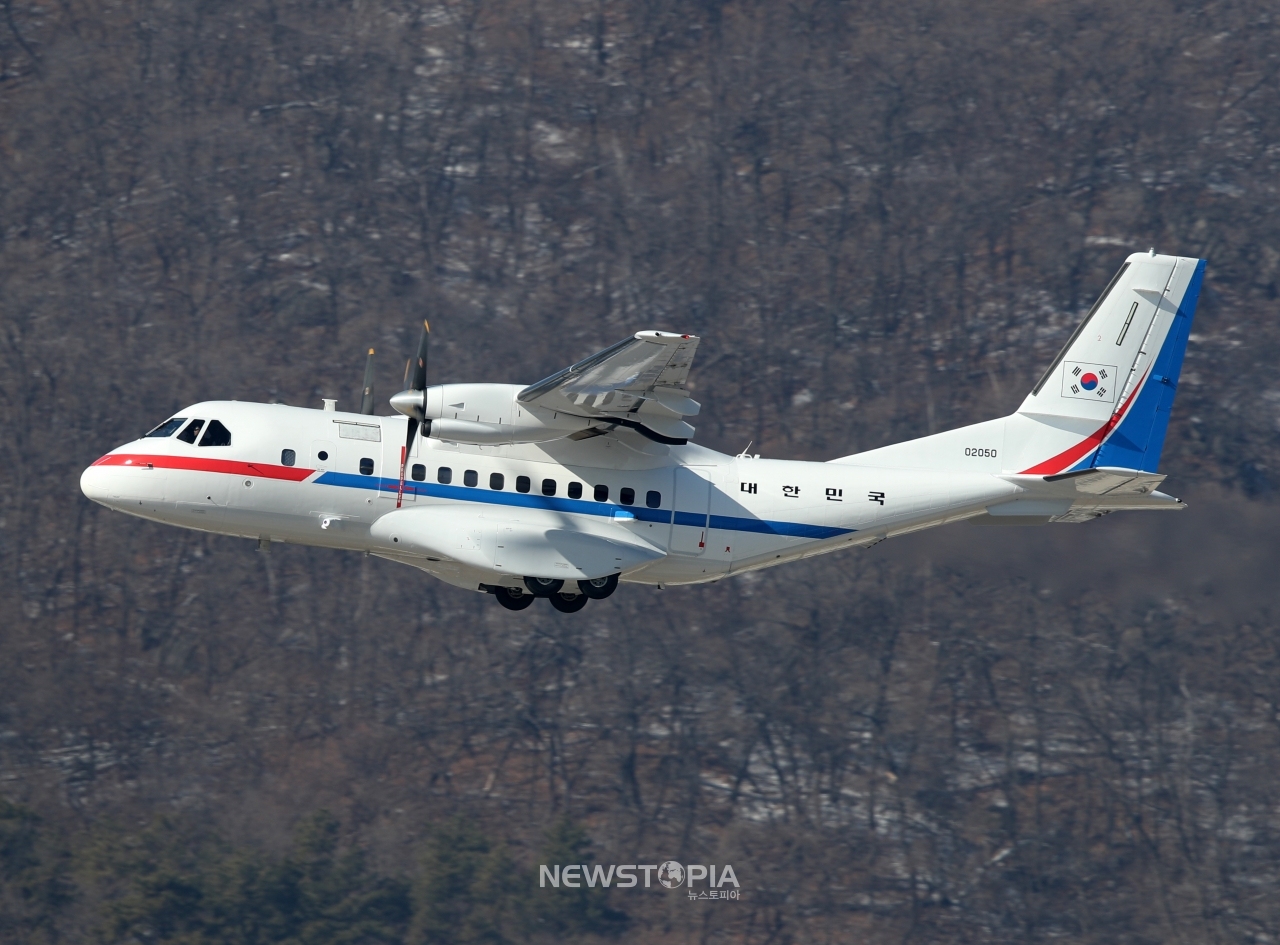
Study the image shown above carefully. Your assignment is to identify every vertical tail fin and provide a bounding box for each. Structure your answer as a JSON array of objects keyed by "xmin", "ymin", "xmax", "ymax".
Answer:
[
  {"xmin": 827, "ymin": 251, "xmax": 1205, "ymax": 477},
  {"xmin": 1013, "ymin": 252, "xmax": 1205, "ymax": 474}
]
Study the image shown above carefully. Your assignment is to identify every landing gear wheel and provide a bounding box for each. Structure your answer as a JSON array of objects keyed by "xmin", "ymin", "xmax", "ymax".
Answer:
[
  {"xmin": 578, "ymin": 574, "xmax": 619, "ymax": 600},
  {"xmin": 494, "ymin": 586, "xmax": 534, "ymax": 611},
  {"xmin": 524, "ymin": 576, "xmax": 565, "ymax": 598},
  {"xmin": 548, "ymin": 591, "xmax": 589, "ymax": 613}
]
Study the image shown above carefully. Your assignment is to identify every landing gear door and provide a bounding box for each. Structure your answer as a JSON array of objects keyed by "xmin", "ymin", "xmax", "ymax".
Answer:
[{"xmin": 670, "ymin": 466, "xmax": 713, "ymax": 555}]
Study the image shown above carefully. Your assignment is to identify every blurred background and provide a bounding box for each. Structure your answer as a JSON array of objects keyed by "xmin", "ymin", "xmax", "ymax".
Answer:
[{"xmin": 2, "ymin": 1, "xmax": 1278, "ymax": 941}]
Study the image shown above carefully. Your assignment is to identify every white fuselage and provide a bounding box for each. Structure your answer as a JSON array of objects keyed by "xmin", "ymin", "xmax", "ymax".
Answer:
[{"xmin": 80, "ymin": 400, "xmax": 1024, "ymax": 592}]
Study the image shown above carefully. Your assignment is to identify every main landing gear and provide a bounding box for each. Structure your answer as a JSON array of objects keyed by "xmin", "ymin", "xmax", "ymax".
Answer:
[
  {"xmin": 492, "ymin": 585, "xmax": 534, "ymax": 610},
  {"xmin": 484, "ymin": 573, "xmax": 619, "ymax": 613}
]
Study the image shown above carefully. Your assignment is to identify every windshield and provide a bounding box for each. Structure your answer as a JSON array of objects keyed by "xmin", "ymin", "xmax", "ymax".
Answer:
[
  {"xmin": 176, "ymin": 419, "xmax": 205, "ymax": 444},
  {"xmin": 144, "ymin": 417, "xmax": 187, "ymax": 438},
  {"xmin": 198, "ymin": 419, "xmax": 231, "ymax": 447}
]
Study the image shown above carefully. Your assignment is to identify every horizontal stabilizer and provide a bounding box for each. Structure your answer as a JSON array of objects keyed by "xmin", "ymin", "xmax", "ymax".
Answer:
[
  {"xmin": 990, "ymin": 466, "xmax": 1185, "ymax": 525},
  {"xmin": 1049, "ymin": 490, "xmax": 1185, "ymax": 522},
  {"xmin": 1040, "ymin": 466, "xmax": 1167, "ymax": 496}
]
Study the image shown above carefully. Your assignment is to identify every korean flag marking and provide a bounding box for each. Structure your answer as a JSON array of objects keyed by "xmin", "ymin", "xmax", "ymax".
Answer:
[{"xmin": 1061, "ymin": 361, "xmax": 1117, "ymax": 404}]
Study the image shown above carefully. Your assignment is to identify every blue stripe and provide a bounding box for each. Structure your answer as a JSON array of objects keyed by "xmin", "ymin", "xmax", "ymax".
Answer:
[
  {"xmin": 313, "ymin": 471, "xmax": 853, "ymax": 540},
  {"xmin": 710, "ymin": 515, "xmax": 850, "ymax": 539}
]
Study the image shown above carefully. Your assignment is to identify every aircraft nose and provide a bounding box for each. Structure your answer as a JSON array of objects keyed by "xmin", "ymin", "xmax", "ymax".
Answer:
[{"xmin": 80, "ymin": 461, "xmax": 114, "ymax": 506}]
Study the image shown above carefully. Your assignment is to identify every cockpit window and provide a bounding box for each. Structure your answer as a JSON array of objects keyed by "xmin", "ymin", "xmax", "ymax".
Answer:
[
  {"xmin": 198, "ymin": 420, "xmax": 232, "ymax": 447},
  {"xmin": 145, "ymin": 417, "xmax": 187, "ymax": 438},
  {"xmin": 176, "ymin": 419, "xmax": 205, "ymax": 444}
]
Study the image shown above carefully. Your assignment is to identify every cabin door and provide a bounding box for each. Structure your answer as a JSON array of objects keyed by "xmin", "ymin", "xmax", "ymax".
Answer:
[{"xmin": 669, "ymin": 466, "xmax": 713, "ymax": 555}]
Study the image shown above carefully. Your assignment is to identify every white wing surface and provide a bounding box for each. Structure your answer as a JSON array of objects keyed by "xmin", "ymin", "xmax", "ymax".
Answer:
[{"xmin": 517, "ymin": 331, "xmax": 701, "ymax": 443}]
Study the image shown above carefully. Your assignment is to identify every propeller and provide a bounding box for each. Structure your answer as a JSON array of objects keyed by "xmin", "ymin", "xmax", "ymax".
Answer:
[
  {"xmin": 359, "ymin": 347, "xmax": 376, "ymax": 415},
  {"xmin": 396, "ymin": 320, "xmax": 430, "ymax": 507}
]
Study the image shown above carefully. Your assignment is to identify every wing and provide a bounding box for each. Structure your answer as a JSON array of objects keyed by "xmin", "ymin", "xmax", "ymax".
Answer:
[{"xmin": 517, "ymin": 331, "xmax": 701, "ymax": 443}]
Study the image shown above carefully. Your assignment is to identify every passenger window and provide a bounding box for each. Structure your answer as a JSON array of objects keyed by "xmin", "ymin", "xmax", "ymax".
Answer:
[
  {"xmin": 516, "ymin": 476, "xmax": 531, "ymax": 494},
  {"xmin": 541, "ymin": 478, "xmax": 556, "ymax": 496},
  {"xmin": 490, "ymin": 472, "xmax": 504, "ymax": 490},
  {"xmin": 411, "ymin": 464, "xmax": 426, "ymax": 482},
  {"xmin": 646, "ymin": 490, "xmax": 661, "ymax": 508},
  {"xmin": 594, "ymin": 484, "xmax": 609, "ymax": 502},
  {"xmin": 568, "ymin": 482, "xmax": 582, "ymax": 499},
  {"xmin": 318, "ymin": 450, "xmax": 329, "ymax": 461},
  {"xmin": 438, "ymin": 466, "xmax": 452, "ymax": 484},
  {"xmin": 145, "ymin": 417, "xmax": 186, "ymax": 438},
  {"xmin": 359, "ymin": 457, "xmax": 374, "ymax": 476},
  {"xmin": 198, "ymin": 419, "xmax": 232, "ymax": 447},
  {"xmin": 281, "ymin": 449, "xmax": 296, "ymax": 467},
  {"xmin": 176, "ymin": 419, "xmax": 205, "ymax": 444},
  {"xmin": 620, "ymin": 487, "xmax": 635, "ymax": 506},
  {"xmin": 464, "ymin": 469, "xmax": 478, "ymax": 487}
]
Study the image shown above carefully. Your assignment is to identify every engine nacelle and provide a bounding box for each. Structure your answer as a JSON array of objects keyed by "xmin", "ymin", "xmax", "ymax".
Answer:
[
  {"xmin": 390, "ymin": 383, "xmax": 596, "ymax": 445},
  {"xmin": 426, "ymin": 418, "xmax": 570, "ymax": 445}
]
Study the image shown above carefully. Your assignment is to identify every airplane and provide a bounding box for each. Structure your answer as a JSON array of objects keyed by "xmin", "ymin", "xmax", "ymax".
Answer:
[{"xmin": 81, "ymin": 250, "xmax": 1204, "ymax": 613}]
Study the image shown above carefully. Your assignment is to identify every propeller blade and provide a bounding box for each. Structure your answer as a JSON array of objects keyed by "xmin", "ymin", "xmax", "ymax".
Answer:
[
  {"xmin": 408, "ymin": 320, "xmax": 430, "ymax": 391},
  {"xmin": 397, "ymin": 416, "xmax": 419, "ymax": 508},
  {"xmin": 359, "ymin": 348, "xmax": 376, "ymax": 415},
  {"xmin": 397, "ymin": 319, "xmax": 431, "ymax": 507}
]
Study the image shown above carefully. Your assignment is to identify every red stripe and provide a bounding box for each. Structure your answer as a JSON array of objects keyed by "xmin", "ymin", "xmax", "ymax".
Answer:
[
  {"xmin": 92, "ymin": 453, "xmax": 315, "ymax": 482},
  {"xmin": 1018, "ymin": 367, "xmax": 1150, "ymax": 475}
]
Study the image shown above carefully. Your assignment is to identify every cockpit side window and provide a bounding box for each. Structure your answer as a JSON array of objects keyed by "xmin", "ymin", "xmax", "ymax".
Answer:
[
  {"xmin": 176, "ymin": 419, "xmax": 205, "ymax": 444},
  {"xmin": 198, "ymin": 419, "xmax": 232, "ymax": 447},
  {"xmin": 145, "ymin": 417, "xmax": 187, "ymax": 438}
]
